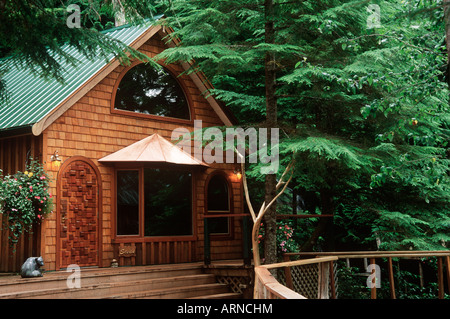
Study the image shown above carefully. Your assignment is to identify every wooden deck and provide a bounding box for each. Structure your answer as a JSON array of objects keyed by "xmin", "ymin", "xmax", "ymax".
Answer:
[{"xmin": 0, "ymin": 260, "xmax": 253, "ymax": 299}]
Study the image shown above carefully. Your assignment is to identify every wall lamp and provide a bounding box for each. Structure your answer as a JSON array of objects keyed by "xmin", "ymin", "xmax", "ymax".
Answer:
[
  {"xmin": 234, "ymin": 170, "xmax": 242, "ymax": 181},
  {"xmin": 51, "ymin": 150, "xmax": 62, "ymax": 170}
]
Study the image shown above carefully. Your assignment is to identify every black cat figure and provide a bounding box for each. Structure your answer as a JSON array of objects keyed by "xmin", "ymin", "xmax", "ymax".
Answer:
[{"xmin": 20, "ymin": 256, "xmax": 44, "ymax": 278}]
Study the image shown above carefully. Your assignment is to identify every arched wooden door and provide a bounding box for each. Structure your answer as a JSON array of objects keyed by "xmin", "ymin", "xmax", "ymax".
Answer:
[{"xmin": 56, "ymin": 157, "xmax": 102, "ymax": 269}]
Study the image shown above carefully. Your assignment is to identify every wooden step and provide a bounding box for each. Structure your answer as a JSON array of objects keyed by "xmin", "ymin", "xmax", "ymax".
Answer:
[
  {"xmin": 0, "ymin": 274, "xmax": 217, "ymax": 299},
  {"xmin": 104, "ymin": 283, "xmax": 231, "ymax": 299},
  {"xmin": 0, "ymin": 263, "xmax": 203, "ymax": 295},
  {"xmin": 0, "ymin": 262, "xmax": 244, "ymax": 299},
  {"xmin": 190, "ymin": 292, "xmax": 242, "ymax": 299}
]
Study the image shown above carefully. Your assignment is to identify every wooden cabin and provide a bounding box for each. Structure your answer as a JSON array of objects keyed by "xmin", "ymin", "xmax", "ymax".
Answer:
[{"xmin": 0, "ymin": 20, "xmax": 246, "ymax": 272}]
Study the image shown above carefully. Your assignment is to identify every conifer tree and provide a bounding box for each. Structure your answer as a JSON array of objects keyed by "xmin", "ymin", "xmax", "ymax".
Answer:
[
  {"xmin": 155, "ymin": 0, "xmax": 304, "ymax": 264},
  {"xmin": 156, "ymin": 0, "xmax": 450, "ymax": 253},
  {"xmin": 0, "ymin": 0, "xmax": 166, "ymax": 102}
]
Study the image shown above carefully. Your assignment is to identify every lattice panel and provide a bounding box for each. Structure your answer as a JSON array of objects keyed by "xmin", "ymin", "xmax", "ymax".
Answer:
[
  {"xmin": 278, "ymin": 262, "xmax": 339, "ymax": 299},
  {"xmin": 59, "ymin": 160, "xmax": 98, "ymax": 268},
  {"xmin": 332, "ymin": 263, "xmax": 339, "ymax": 298},
  {"xmin": 217, "ymin": 276, "xmax": 249, "ymax": 294},
  {"xmin": 279, "ymin": 264, "xmax": 319, "ymax": 299}
]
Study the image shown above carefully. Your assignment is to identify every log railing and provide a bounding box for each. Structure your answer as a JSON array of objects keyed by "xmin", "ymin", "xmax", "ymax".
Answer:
[
  {"xmin": 254, "ymin": 256, "xmax": 338, "ymax": 299},
  {"xmin": 284, "ymin": 251, "xmax": 450, "ymax": 299}
]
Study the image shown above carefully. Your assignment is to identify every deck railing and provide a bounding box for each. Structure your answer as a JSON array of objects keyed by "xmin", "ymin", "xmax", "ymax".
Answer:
[
  {"xmin": 254, "ymin": 256, "xmax": 338, "ymax": 299},
  {"xmin": 283, "ymin": 251, "xmax": 450, "ymax": 299}
]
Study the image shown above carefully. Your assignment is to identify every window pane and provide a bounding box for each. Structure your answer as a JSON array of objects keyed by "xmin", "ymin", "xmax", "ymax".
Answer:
[
  {"xmin": 117, "ymin": 170, "xmax": 139, "ymax": 235},
  {"xmin": 144, "ymin": 169, "xmax": 192, "ymax": 236},
  {"xmin": 207, "ymin": 175, "xmax": 229, "ymax": 211},
  {"xmin": 115, "ymin": 63, "xmax": 190, "ymax": 120}
]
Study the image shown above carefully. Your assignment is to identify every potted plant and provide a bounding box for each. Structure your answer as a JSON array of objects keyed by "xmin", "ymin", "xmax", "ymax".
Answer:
[{"xmin": 0, "ymin": 158, "xmax": 53, "ymax": 248}]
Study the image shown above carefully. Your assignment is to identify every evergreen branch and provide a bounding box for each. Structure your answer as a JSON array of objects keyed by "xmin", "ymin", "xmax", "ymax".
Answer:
[{"xmin": 347, "ymin": 34, "xmax": 440, "ymax": 54}]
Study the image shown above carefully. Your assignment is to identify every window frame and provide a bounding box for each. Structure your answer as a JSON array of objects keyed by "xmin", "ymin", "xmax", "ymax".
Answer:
[
  {"xmin": 113, "ymin": 165, "xmax": 196, "ymax": 242},
  {"xmin": 115, "ymin": 168, "xmax": 141, "ymax": 237},
  {"xmin": 205, "ymin": 171, "xmax": 234, "ymax": 240},
  {"xmin": 111, "ymin": 61, "xmax": 194, "ymax": 125}
]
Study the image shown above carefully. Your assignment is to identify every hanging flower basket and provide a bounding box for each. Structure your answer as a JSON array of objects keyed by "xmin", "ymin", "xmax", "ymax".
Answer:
[{"xmin": 0, "ymin": 158, "xmax": 53, "ymax": 247}]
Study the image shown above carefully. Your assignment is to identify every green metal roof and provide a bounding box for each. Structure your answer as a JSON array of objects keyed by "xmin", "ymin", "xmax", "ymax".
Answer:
[{"xmin": 0, "ymin": 19, "xmax": 159, "ymax": 132}]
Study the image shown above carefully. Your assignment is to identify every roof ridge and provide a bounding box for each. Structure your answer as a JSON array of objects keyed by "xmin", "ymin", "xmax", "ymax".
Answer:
[{"xmin": 155, "ymin": 133, "xmax": 169, "ymax": 163}]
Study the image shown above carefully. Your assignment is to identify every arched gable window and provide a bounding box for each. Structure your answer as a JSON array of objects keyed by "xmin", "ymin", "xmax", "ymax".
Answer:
[
  {"xmin": 114, "ymin": 63, "xmax": 190, "ymax": 120},
  {"xmin": 206, "ymin": 173, "xmax": 232, "ymax": 237}
]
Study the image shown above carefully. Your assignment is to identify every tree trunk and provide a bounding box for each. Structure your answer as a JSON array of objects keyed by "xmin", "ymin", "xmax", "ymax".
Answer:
[
  {"xmin": 300, "ymin": 189, "xmax": 334, "ymax": 252},
  {"xmin": 445, "ymin": 1, "xmax": 450, "ymax": 86},
  {"xmin": 263, "ymin": 0, "xmax": 278, "ymax": 266},
  {"xmin": 300, "ymin": 218, "xmax": 329, "ymax": 252}
]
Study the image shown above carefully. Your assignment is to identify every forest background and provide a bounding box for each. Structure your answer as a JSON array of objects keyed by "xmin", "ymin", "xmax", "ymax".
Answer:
[{"xmin": 1, "ymin": 0, "xmax": 450, "ymax": 298}]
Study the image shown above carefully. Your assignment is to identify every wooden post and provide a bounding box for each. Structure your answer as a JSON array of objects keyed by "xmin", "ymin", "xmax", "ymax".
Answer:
[
  {"xmin": 445, "ymin": 256, "xmax": 450, "ymax": 296},
  {"xmin": 283, "ymin": 255, "xmax": 294, "ymax": 290},
  {"xmin": 318, "ymin": 262, "xmax": 330, "ymax": 299},
  {"xmin": 438, "ymin": 257, "xmax": 444, "ymax": 299},
  {"xmin": 419, "ymin": 260, "xmax": 424, "ymax": 289},
  {"xmin": 370, "ymin": 258, "xmax": 376, "ymax": 299},
  {"xmin": 119, "ymin": 243, "xmax": 124, "ymax": 266},
  {"xmin": 329, "ymin": 261, "xmax": 337, "ymax": 299},
  {"xmin": 388, "ymin": 257, "xmax": 396, "ymax": 299},
  {"xmin": 131, "ymin": 243, "xmax": 136, "ymax": 266},
  {"xmin": 141, "ymin": 242, "xmax": 146, "ymax": 265},
  {"xmin": 242, "ymin": 216, "xmax": 251, "ymax": 266},
  {"xmin": 204, "ymin": 218, "xmax": 211, "ymax": 265}
]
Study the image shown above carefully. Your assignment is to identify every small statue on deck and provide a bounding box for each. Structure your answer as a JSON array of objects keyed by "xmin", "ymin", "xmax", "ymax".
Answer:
[
  {"xmin": 20, "ymin": 256, "xmax": 44, "ymax": 278},
  {"xmin": 110, "ymin": 259, "xmax": 118, "ymax": 267}
]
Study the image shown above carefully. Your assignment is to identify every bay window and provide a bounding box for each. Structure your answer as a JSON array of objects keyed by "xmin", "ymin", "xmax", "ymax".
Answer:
[{"xmin": 116, "ymin": 168, "xmax": 193, "ymax": 237}]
